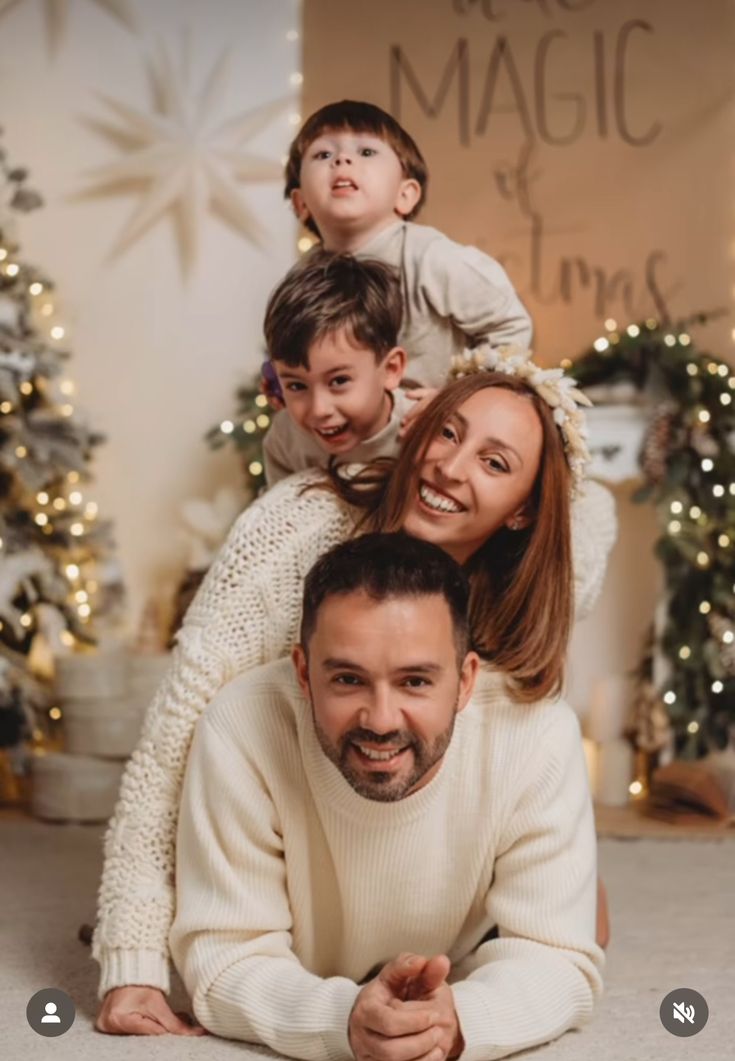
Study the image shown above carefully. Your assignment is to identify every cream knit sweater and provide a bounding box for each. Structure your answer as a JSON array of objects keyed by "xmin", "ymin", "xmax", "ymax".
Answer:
[
  {"xmin": 93, "ymin": 469, "xmax": 617, "ymax": 996},
  {"xmin": 354, "ymin": 221, "xmax": 533, "ymax": 388},
  {"xmin": 170, "ymin": 659, "xmax": 604, "ymax": 1061},
  {"xmin": 263, "ymin": 388, "xmax": 415, "ymax": 486}
]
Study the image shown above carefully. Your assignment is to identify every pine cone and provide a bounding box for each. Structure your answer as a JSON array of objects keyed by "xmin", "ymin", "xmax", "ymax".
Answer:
[
  {"xmin": 640, "ymin": 403, "xmax": 677, "ymax": 484},
  {"xmin": 627, "ymin": 679, "xmax": 672, "ymax": 753},
  {"xmin": 708, "ymin": 613, "xmax": 735, "ymax": 676}
]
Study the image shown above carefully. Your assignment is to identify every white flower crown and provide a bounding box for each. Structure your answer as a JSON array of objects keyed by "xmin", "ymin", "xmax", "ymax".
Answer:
[{"xmin": 448, "ymin": 347, "xmax": 592, "ymax": 495}]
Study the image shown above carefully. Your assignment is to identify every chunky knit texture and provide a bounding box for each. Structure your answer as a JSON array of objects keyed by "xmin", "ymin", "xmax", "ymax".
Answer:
[
  {"xmin": 92, "ymin": 469, "xmax": 617, "ymax": 996},
  {"xmin": 170, "ymin": 660, "xmax": 604, "ymax": 1060}
]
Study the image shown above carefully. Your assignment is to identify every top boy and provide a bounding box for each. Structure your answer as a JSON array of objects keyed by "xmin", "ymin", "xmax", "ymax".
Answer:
[{"xmin": 284, "ymin": 100, "xmax": 532, "ymax": 388}]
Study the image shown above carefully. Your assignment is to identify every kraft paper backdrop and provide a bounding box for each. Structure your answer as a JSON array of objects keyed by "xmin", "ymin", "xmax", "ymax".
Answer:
[{"xmin": 303, "ymin": 0, "xmax": 734, "ymax": 365}]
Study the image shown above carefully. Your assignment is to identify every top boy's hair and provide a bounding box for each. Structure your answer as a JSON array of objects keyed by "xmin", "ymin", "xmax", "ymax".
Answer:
[
  {"xmin": 300, "ymin": 532, "xmax": 470, "ymax": 662},
  {"xmin": 284, "ymin": 100, "xmax": 428, "ymax": 236},
  {"xmin": 264, "ymin": 249, "xmax": 402, "ymax": 369}
]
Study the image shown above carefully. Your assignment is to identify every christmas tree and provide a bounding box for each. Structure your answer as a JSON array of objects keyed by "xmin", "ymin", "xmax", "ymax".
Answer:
[
  {"xmin": 205, "ymin": 372, "xmax": 273, "ymax": 495},
  {"xmin": 0, "ymin": 132, "xmax": 120, "ymax": 750},
  {"xmin": 568, "ymin": 315, "xmax": 735, "ymax": 759}
]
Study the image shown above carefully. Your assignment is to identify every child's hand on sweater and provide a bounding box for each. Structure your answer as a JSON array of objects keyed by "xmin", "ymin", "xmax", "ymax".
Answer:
[
  {"xmin": 399, "ymin": 388, "xmax": 439, "ymax": 439},
  {"xmin": 95, "ymin": 986, "xmax": 207, "ymax": 1037}
]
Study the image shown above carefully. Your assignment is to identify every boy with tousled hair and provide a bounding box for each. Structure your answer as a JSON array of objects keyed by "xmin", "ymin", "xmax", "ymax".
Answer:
[
  {"xmin": 283, "ymin": 99, "xmax": 533, "ymax": 392},
  {"xmin": 262, "ymin": 250, "xmax": 414, "ymax": 485}
]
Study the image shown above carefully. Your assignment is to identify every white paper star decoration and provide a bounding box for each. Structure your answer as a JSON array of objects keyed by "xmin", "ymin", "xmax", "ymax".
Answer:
[
  {"xmin": 0, "ymin": 0, "xmax": 138, "ymax": 54},
  {"xmin": 79, "ymin": 41, "xmax": 292, "ymax": 273}
]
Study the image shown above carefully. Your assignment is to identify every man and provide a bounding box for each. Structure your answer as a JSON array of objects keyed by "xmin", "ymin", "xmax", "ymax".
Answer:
[{"xmin": 170, "ymin": 533, "xmax": 603, "ymax": 1060}]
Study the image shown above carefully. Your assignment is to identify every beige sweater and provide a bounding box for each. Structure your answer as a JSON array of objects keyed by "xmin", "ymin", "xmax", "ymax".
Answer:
[
  {"xmin": 264, "ymin": 388, "xmax": 414, "ymax": 486},
  {"xmin": 93, "ymin": 470, "xmax": 617, "ymax": 996},
  {"xmin": 354, "ymin": 221, "xmax": 533, "ymax": 387},
  {"xmin": 170, "ymin": 660, "xmax": 604, "ymax": 1061}
]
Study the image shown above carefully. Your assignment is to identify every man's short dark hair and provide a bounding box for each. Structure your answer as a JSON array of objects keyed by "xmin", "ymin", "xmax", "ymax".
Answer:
[
  {"xmin": 300, "ymin": 533, "xmax": 470, "ymax": 660},
  {"xmin": 264, "ymin": 250, "xmax": 402, "ymax": 370}
]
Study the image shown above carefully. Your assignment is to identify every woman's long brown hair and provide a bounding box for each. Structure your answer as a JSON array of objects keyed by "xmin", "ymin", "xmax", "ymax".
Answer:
[{"xmin": 325, "ymin": 373, "xmax": 573, "ymax": 702}]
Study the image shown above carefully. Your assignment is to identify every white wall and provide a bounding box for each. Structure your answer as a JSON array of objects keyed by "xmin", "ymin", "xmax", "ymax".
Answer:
[{"xmin": 1, "ymin": 0, "xmax": 300, "ymax": 630}]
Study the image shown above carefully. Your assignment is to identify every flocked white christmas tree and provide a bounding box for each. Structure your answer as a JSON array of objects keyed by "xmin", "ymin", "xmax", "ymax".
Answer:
[{"xmin": 0, "ymin": 130, "xmax": 122, "ymax": 749}]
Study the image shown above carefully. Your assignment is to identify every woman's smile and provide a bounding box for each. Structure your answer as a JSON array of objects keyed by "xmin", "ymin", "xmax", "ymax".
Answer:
[{"xmin": 417, "ymin": 479, "xmax": 467, "ymax": 514}]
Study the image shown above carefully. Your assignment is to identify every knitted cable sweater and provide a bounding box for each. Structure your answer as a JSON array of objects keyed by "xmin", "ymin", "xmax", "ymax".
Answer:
[{"xmin": 92, "ymin": 469, "xmax": 617, "ymax": 997}]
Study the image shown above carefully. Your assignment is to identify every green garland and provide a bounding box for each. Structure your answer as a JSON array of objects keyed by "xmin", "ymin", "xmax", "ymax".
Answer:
[
  {"xmin": 569, "ymin": 315, "xmax": 734, "ymax": 758},
  {"xmin": 205, "ymin": 375, "xmax": 271, "ymax": 495}
]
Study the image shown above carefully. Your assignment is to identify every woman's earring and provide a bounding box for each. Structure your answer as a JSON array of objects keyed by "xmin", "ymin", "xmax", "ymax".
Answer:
[{"xmin": 507, "ymin": 517, "xmax": 523, "ymax": 531}]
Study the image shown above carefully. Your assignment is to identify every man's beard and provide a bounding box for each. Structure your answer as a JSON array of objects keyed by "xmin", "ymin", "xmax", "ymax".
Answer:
[{"xmin": 313, "ymin": 707, "xmax": 458, "ymax": 802}]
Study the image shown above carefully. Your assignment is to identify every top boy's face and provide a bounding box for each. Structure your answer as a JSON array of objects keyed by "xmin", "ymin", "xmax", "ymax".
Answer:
[
  {"xmin": 291, "ymin": 129, "xmax": 421, "ymax": 246},
  {"xmin": 273, "ymin": 326, "xmax": 405, "ymax": 455}
]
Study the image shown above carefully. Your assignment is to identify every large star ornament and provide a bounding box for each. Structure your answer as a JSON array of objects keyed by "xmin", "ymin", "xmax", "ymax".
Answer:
[
  {"xmin": 0, "ymin": 0, "xmax": 138, "ymax": 53},
  {"xmin": 80, "ymin": 42, "xmax": 293, "ymax": 273}
]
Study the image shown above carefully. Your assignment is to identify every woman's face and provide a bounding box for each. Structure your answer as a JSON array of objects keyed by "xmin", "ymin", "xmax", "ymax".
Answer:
[{"xmin": 402, "ymin": 387, "xmax": 544, "ymax": 564}]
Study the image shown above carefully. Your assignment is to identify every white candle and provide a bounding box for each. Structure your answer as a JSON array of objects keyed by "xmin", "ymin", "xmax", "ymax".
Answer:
[
  {"xmin": 652, "ymin": 595, "xmax": 671, "ymax": 689},
  {"xmin": 595, "ymin": 738, "xmax": 634, "ymax": 806},
  {"xmin": 582, "ymin": 738, "xmax": 598, "ymax": 792},
  {"xmin": 587, "ymin": 674, "xmax": 632, "ymax": 743}
]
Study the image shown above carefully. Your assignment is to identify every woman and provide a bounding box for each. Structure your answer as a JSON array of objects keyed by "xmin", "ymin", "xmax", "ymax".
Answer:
[{"xmin": 95, "ymin": 369, "xmax": 616, "ymax": 1035}]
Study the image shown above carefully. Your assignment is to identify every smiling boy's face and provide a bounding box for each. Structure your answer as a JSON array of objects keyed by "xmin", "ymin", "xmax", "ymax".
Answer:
[
  {"xmin": 290, "ymin": 128, "xmax": 421, "ymax": 250},
  {"xmin": 273, "ymin": 326, "xmax": 406, "ymax": 454}
]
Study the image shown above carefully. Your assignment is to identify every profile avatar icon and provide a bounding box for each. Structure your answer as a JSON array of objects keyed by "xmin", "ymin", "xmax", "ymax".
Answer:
[
  {"xmin": 41, "ymin": 1001, "xmax": 61, "ymax": 1023},
  {"xmin": 26, "ymin": 988, "xmax": 75, "ymax": 1036}
]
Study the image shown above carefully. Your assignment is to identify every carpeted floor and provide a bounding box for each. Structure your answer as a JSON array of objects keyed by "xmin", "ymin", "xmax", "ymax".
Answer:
[{"xmin": 1, "ymin": 819, "xmax": 733, "ymax": 1061}]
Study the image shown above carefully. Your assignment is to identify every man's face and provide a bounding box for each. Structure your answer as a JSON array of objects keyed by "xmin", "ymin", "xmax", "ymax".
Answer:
[{"xmin": 292, "ymin": 590, "xmax": 478, "ymax": 802}]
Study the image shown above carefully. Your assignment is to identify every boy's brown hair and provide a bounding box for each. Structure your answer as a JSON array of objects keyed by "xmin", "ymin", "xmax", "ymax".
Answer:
[
  {"xmin": 284, "ymin": 100, "xmax": 428, "ymax": 237},
  {"xmin": 264, "ymin": 249, "xmax": 402, "ymax": 369}
]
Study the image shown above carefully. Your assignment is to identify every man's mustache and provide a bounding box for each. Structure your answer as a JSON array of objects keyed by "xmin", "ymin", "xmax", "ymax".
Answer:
[{"xmin": 342, "ymin": 727, "xmax": 416, "ymax": 747}]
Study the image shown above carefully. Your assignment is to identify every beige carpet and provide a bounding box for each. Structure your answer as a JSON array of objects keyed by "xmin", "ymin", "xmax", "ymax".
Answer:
[{"xmin": 2, "ymin": 819, "xmax": 733, "ymax": 1060}]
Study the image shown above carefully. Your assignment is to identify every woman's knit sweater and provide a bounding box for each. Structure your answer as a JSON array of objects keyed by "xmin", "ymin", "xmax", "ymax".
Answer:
[{"xmin": 92, "ymin": 469, "xmax": 617, "ymax": 996}]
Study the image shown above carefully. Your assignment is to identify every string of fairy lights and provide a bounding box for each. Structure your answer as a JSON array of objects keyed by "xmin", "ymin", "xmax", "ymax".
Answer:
[
  {"xmin": 568, "ymin": 315, "xmax": 735, "ymax": 758},
  {"xmin": 211, "ymin": 7, "xmax": 307, "ymax": 483},
  {"xmin": 0, "ymin": 230, "xmax": 107, "ymax": 667}
]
